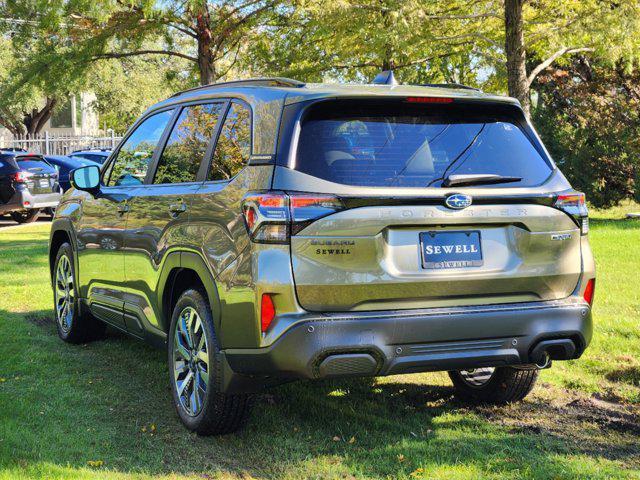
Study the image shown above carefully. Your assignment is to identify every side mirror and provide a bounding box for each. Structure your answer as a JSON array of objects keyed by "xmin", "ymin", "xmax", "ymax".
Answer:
[{"xmin": 70, "ymin": 165, "xmax": 101, "ymax": 193}]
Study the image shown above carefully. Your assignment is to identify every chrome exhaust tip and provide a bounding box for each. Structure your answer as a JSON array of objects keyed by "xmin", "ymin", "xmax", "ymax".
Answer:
[{"xmin": 534, "ymin": 351, "xmax": 552, "ymax": 369}]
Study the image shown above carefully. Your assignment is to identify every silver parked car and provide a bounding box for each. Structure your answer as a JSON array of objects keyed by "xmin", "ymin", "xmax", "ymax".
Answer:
[{"xmin": 49, "ymin": 75, "xmax": 595, "ymax": 435}]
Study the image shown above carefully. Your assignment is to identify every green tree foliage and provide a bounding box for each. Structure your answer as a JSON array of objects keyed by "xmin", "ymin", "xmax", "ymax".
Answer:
[
  {"xmin": 534, "ymin": 59, "xmax": 640, "ymax": 207},
  {"xmin": 88, "ymin": 56, "xmax": 189, "ymax": 132},
  {"xmin": 505, "ymin": 0, "xmax": 640, "ymax": 116},
  {"xmin": 1, "ymin": 0, "xmax": 284, "ymax": 87},
  {"xmin": 250, "ymin": 0, "xmax": 499, "ymax": 85},
  {"xmin": 0, "ymin": 35, "xmax": 77, "ymax": 135}
]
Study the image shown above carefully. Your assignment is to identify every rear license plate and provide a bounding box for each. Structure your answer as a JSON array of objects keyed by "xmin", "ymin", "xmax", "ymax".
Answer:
[
  {"xmin": 39, "ymin": 179, "xmax": 49, "ymax": 188},
  {"xmin": 420, "ymin": 231, "xmax": 483, "ymax": 269}
]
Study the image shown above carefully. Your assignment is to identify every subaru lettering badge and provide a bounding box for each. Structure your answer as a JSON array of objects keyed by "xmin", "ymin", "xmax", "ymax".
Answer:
[{"xmin": 445, "ymin": 193, "xmax": 472, "ymax": 210}]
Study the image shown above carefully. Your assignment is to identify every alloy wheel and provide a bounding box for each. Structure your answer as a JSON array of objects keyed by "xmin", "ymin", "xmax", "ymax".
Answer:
[
  {"xmin": 458, "ymin": 367, "xmax": 495, "ymax": 387},
  {"xmin": 54, "ymin": 254, "xmax": 74, "ymax": 333},
  {"xmin": 172, "ymin": 306, "xmax": 209, "ymax": 417}
]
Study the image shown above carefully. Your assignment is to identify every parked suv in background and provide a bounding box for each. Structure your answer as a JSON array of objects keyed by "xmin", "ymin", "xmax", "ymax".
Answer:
[
  {"xmin": 44, "ymin": 155, "xmax": 101, "ymax": 192},
  {"xmin": 49, "ymin": 76, "xmax": 595, "ymax": 435},
  {"xmin": 69, "ymin": 149, "xmax": 111, "ymax": 165},
  {"xmin": 0, "ymin": 151, "xmax": 61, "ymax": 223}
]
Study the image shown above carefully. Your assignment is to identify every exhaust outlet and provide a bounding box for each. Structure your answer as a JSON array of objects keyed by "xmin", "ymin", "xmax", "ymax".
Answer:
[
  {"xmin": 534, "ymin": 351, "xmax": 551, "ymax": 369},
  {"xmin": 529, "ymin": 338, "xmax": 577, "ymax": 369}
]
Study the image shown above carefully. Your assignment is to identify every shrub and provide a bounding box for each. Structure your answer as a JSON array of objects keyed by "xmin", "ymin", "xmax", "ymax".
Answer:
[{"xmin": 533, "ymin": 59, "xmax": 639, "ymax": 208}]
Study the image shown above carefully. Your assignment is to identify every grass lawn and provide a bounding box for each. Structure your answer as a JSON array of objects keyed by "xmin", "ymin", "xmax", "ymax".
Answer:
[{"xmin": 0, "ymin": 206, "xmax": 639, "ymax": 480}]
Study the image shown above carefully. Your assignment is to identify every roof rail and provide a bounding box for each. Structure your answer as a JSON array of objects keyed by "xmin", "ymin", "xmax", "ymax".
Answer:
[
  {"xmin": 171, "ymin": 77, "xmax": 306, "ymax": 98},
  {"xmin": 419, "ymin": 83, "xmax": 481, "ymax": 91}
]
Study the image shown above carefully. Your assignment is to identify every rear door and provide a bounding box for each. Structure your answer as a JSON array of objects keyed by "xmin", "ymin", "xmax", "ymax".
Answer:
[
  {"xmin": 278, "ymin": 99, "xmax": 582, "ymax": 311},
  {"xmin": 123, "ymin": 102, "xmax": 226, "ymax": 334}
]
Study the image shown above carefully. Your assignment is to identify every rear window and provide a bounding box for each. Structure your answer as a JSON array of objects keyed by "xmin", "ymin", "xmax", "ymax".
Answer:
[
  {"xmin": 71, "ymin": 153, "xmax": 107, "ymax": 164},
  {"xmin": 17, "ymin": 158, "xmax": 56, "ymax": 174},
  {"xmin": 295, "ymin": 101, "xmax": 553, "ymax": 188}
]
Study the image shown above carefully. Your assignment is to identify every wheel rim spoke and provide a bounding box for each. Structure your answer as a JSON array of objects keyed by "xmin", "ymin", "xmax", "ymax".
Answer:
[
  {"xmin": 197, "ymin": 363, "xmax": 209, "ymax": 387},
  {"xmin": 177, "ymin": 370, "xmax": 193, "ymax": 397},
  {"xmin": 174, "ymin": 331, "xmax": 190, "ymax": 361}
]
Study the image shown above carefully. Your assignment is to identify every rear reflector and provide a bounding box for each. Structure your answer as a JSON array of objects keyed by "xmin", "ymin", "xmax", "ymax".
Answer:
[
  {"xmin": 261, "ymin": 293, "xmax": 276, "ymax": 333},
  {"xmin": 405, "ymin": 97, "xmax": 454, "ymax": 104},
  {"xmin": 583, "ymin": 279, "xmax": 595, "ymax": 306}
]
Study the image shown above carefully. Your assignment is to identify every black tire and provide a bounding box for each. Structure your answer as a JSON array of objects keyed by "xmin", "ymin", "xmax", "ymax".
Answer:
[
  {"xmin": 53, "ymin": 243, "xmax": 106, "ymax": 343},
  {"xmin": 168, "ymin": 288, "xmax": 251, "ymax": 435},
  {"xmin": 449, "ymin": 367, "xmax": 538, "ymax": 404},
  {"xmin": 10, "ymin": 209, "xmax": 40, "ymax": 224}
]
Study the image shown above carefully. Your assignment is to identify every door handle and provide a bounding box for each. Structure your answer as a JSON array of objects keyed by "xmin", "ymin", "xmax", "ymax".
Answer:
[
  {"xmin": 117, "ymin": 203, "xmax": 130, "ymax": 214},
  {"xmin": 169, "ymin": 202, "xmax": 187, "ymax": 215}
]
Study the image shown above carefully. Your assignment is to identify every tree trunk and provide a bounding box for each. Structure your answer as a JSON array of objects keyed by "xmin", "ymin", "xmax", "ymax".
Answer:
[
  {"xmin": 195, "ymin": 6, "xmax": 215, "ymax": 85},
  {"xmin": 22, "ymin": 97, "xmax": 57, "ymax": 135},
  {"xmin": 504, "ymin": 0, "xmax": 530, "ymax": 117}
]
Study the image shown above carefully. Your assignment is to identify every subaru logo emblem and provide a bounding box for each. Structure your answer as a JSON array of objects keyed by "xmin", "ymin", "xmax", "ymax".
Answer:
[{"xmin": 445, "ymin": 193, "xmax": 472, "ymax": 210}]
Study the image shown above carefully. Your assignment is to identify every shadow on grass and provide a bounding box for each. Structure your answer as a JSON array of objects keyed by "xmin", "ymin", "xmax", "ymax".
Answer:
[{"xmin": 1, "ymin": 308, "xmax": 639, "ymax": 479}]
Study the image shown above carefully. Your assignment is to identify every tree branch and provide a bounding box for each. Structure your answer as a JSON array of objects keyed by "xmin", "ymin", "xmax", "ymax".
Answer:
[
  {"xmin": 527, "ymin": 47, "xmax": 594, "ymax": 86},
  {"xmin": 92, "ymin": 49, "xmax": 198, "ymax": 63}
]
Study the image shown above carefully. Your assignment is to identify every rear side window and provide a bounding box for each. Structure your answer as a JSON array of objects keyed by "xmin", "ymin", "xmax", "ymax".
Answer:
[
  {"xmin": 207, "ymin": 101, "xmax": 251, "ymax": 181},
  {"xmin": 295, "ymin": 101, "xmax": 553, "ymax": 188},
  {"xmin": 154, "ymin": 103, "xmax": 224, "ymax": 184},
  {"xmin": 107, "ymin": 110, "xmax": 173, "ymax": 187}
]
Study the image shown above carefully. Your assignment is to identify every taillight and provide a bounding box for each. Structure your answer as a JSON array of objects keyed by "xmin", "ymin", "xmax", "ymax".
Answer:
[
  {"xmin": 12, "ymin": 171, "xmax": 30, "ymax": 183},
  {"xmin": 583, "ymin": 278, "xmax": 595, "ymax": 306},
  {"xmin": 241, "ymin": 192, "xmax": 344, "ymax": 243},
  {"xmin": 260, "ymin": 293, "xmax": 276, "ymax": 333},
  {"xmin": 554, "ymin": 191, "xmax": 589, "ymax": 235},
  {"xmin": 289, "ymin": 194, "xmax": 344, "ymax": 234}
]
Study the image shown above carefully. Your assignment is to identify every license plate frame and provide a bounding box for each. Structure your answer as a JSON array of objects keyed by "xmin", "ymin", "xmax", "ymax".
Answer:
[{"xmin": 419, "ymin": 230, "xmax": 483, "ymax": 269}]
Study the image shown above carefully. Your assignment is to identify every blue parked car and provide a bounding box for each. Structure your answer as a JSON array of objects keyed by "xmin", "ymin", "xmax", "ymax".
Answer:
[
  {"xmin": 43, "ymin": 155, "xmax": 101, "ymax": 191},
  {"xmin": 69, "ymin": 149, "xmax": 111, "ymax": 165}
]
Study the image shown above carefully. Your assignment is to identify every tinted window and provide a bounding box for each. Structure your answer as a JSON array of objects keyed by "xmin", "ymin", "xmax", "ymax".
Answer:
[
  {"xmin": 154, "ymin": 103, "xmax": 224, "ymax": 184},
  {"xmin": 72, "ymin": 153, "xmax": 107, "ymax": 164},
  {"xmin": 207, "ymin": 102, "xmax": 251, "ymax": 181},
  {"xmin": 17, "ymin": 159, "xmax": 56, "ymax": 174},
  {"xmin": 296, "ymin": 102, "xmax": 552, "ymax": 188},
  {"xmin": 107, "ymin": 110, "xmax": 173, "ymax": 186}
]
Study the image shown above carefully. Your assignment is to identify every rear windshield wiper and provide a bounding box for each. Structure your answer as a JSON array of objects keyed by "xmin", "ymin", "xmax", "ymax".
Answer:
[{"xmin": 442, "ymin": 174, "xmax": 522, "ymax": 187}]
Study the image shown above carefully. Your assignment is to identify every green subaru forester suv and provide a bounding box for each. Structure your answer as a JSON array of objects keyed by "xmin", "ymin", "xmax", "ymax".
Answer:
[{"xmin": 49, "ymin": 75, "xmax": 595, "ymax": 434}]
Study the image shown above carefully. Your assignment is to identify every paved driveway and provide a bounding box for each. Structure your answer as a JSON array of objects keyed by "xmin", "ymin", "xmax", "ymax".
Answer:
[{"xmin": 0, "ymin": 215, "xmax": 52, "ymax": 229}]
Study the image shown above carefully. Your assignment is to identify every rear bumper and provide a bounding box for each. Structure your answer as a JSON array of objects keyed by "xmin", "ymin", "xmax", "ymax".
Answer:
[
  {"xmin": 222, "ymin": 297, "xmax": 592, "ymax": 389},
  {"xmin": 0, "ymin": 189, "xmax": 61, "ymax": 213}
]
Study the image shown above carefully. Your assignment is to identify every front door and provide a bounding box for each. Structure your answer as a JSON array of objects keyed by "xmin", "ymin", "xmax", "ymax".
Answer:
[{"xmin": 77, "ymin": 108, "xmax": 175, "ymax": 329}]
